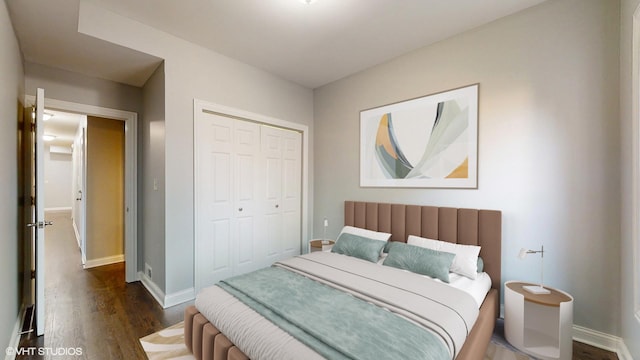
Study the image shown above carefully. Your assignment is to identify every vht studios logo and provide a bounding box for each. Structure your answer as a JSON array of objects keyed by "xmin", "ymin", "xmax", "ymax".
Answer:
[{"xmin": 6, "ymin": 347, "xmax": 83, "ymax": 356}]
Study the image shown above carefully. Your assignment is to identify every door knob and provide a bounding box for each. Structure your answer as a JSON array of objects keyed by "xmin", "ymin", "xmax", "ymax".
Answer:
[{"xmin": 26, "ymin": 221, "xmax": 53, "ymax": 229}]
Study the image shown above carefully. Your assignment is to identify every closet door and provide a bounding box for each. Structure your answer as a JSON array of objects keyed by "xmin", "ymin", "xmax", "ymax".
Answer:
[
  {"xmin": 195, "ymin": 113, "xmax": 260, "ymax": 288},
  {"xmin": 261, "ymin": 126, "xmax": 283, "ymax": 266},
  {"xmin": 261, "ymin": 125, "xmax": 302, "ymax": 264},
  {"xmin": 280, "ymin": 128, "xmax": 302, "ymax": 259},
  {"xmin": 233, "ymin": 121, "xmax": 260, "ymax": 275}
]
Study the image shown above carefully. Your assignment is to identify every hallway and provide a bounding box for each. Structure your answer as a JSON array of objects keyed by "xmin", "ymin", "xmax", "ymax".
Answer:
[{"xmin": 17, "ymin": 211, "xmax": 189, "ymax": 359}]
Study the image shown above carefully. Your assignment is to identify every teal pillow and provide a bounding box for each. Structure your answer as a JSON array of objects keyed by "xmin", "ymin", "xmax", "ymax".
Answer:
[
  {"xmin": 383, "ymin": 242, "xmax": 455, "ymax": 283},
  {"xmin": 331, "ymin": 232, "xmax": 387, "ymax": 263},
  {"xmin": 477, "ymin": 257, "xmax": 484, "ymax": 273}
]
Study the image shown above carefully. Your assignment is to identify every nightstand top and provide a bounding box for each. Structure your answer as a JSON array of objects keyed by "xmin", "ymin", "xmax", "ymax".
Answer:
[
  {"xmin": 506, "ymin": 281, "xmax": 572, "ymax": 307},
  {"xmin": 309, "ymin": 239, "xmax": 335, "ymax": 248}
]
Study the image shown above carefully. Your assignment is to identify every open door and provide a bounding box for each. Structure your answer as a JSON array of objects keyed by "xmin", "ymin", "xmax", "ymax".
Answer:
[
  {"xmin": 26, "ymin": 88, "xmax": 52, "ymax": 336},
  {"xmin": 72, "ymin": 123, "xmax": 87, "ymax": 265}
]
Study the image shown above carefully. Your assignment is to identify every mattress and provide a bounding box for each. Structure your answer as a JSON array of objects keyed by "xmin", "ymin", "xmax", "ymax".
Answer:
[{"xmin": 195, "ymin": 251, "xmax": 486, "ymax": 360}]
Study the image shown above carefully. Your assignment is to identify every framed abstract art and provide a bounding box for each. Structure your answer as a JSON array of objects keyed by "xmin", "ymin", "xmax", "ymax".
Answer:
[{"xmin": 360, "ymin": 84, "xmax": 478, "ymax": 188}]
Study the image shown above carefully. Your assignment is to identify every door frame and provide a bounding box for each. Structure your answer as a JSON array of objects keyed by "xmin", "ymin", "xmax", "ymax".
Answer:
[
  {"xmin": 25, "ymin": 95, "xmax": 139, "ymax": 283},
  {"xmin": 193, "ymin": 99, "xmax": 310, "ymax": 292}
]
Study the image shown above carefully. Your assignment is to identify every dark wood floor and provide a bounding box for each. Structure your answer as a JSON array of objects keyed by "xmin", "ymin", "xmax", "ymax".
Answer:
[
  {"xmin": 17, "ymin": 212, "xmax": 618, "ymax": 359},
  {"xmin": 573, "ymin": 342, "xmax": 619, "ymax": 360},
  {"xmin": 17, "ymin": 211, "xmax": 192, "ymax": 359}
]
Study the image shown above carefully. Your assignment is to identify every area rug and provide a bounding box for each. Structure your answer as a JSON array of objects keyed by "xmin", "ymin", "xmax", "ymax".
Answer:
[
  {"xmin": 140, "ymin": 320, "xmax": 535, "ymax": 360},
  {"xmin": 139, "ymin": 321, "xmax": 194, "ymax": 360}
]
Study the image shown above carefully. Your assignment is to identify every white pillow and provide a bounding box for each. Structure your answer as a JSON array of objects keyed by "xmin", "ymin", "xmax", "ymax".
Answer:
[
  {"xmin": 338, "ymin": 226, "xmax": 391, "ymax": 241},
  {"xmin": 407, "ymin": 235, "xmax": 481, "ymax": 280}
]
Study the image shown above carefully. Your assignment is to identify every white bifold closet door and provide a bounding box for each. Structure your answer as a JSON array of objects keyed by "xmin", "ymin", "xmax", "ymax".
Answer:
[
  {"xmin": 195, "ymin": 112, "xmax": 302, "ymax": 290},
  {"xmin": 261, "ymin": 125, "xmax": 302, "ymax": 267}
]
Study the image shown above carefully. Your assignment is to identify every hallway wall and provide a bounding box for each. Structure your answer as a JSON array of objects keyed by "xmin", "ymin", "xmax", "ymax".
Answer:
[
  {"xmin": 85, "ymin": 116, "xmax": 125, "ymax": 266},
  {"xmin": 25, "ymin": 62, "xmax": 143, "ymax": 114},
  {"xmin": 0, "ymin": 0, "xmax": 25, "ymax": 352},
  {"xmin": 44, "ymin": 145, "xmax": 73, "ymax": 210}
]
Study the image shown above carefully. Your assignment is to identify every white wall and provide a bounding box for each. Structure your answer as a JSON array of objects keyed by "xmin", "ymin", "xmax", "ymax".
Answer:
[
  {"xmin": 44, "ymin": 146, "xmax": 73, "ymax": 210},
  {"xmin": 25, "ymin": 62, "xmax": 143, "ymax": 115},
  {"xmin": 77, "ymin": 1, "xmax": 315, "ymax": 298},
  {"xmin": 314, "ymin": 0, "xmax": 620, "ymax": 336},
  {"xmin": 141, "ymin": 62, "xmax": 166, "ymax": 289},
  {"xmin": 619, "ymin": 0, "xmax": 640, "ymax": 357},
  {"xmin": 0, "ymin": 0, "xmax": 24, "ymax": 351}
]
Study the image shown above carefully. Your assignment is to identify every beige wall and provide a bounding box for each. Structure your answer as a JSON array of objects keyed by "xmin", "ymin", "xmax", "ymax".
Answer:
[
  {"xmin": 314, "ymin": 0, "xmax": 620, "ymax": 336},
  {"xmin": 620, "ymin": 0, "xmax": 640, "ymax": 357},
  {"xmin": 86, "ymin": 116, "xmax": 125, "ymax": 262},
  {"xmin": 0, "ymin": 0, "xmax": 24, "ymax": 351}
]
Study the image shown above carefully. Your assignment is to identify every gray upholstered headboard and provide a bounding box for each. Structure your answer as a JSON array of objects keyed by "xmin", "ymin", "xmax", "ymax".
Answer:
[{"xmin": 344, "ymin": 201, "xmax": 502, "ymax": 291}]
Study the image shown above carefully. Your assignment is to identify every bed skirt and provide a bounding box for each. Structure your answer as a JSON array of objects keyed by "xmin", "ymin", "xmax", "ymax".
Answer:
[{"xmin": 183, "ymin": 288, "xmax": 498, "ymax": 360}]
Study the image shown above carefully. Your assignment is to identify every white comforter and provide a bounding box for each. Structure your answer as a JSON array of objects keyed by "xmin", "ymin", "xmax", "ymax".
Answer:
[{"xmin": 195, "ymin": 251, "xmax": 481, "ymax": 360}]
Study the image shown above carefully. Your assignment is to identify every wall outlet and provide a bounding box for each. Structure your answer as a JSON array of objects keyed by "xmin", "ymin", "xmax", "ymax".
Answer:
[{"xmin": 145, "ymin": 263, "xmax": 152, "ymax": 279}]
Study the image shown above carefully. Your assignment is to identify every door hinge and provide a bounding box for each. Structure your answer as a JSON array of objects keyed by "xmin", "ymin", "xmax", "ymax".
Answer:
[
  {"xmin": 30, "ymin": 270, "xmax": 35, "ymax": 279},
  {"xmin": 30, "ymin": 122, "xmax": 35, "ymax": 132},
  {"xmin": 30, "ymin": 196, "xmax": 35, "ymax": 206}
]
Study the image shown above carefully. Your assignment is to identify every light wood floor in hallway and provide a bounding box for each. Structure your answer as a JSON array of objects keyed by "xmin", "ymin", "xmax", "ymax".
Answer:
[{"xmin": 17, "ymin": 211, "xmax": 191, "ymax": 359}]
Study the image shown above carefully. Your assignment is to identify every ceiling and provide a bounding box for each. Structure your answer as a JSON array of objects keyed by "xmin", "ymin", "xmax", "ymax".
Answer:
[
  {"xmin": 7, "ymin": 0, "xmax": 547, "ymax": 89},
  {"xmin": 43, "ymin": 109, "xmax": 83, "ymax": 148}
]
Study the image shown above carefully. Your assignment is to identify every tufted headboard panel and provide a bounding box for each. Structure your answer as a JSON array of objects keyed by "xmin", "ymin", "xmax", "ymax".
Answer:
[{"xmin": 344, "ymin": 201, "xmax": 502, "ymax": 291}]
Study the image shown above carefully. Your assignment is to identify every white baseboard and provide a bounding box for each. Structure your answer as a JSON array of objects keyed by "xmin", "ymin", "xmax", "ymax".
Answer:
[
  {"xmin": 137, "ymin": 271, "xmax": 194, "ymax": 309},
  {"xmin": 165, "ymin": 287, "xmax": 195, "ymax": 308},
  {"xmin": 5, "ymin": 304, "xmax": 24, "ymax": 360},
  {"xmin": 138, "ymin": 271, "xmax": 166, "ymax": 308},
  {"xmin": 573, "ymin": 325, "xmax": 632, "ymax": 360},
  {"xmin": 83, "ymin": 254, "xmax": 124, "ymax": 269},
  {"xmin": 44, "ymin": 207, "xmax": 72, "ymax": 213}
]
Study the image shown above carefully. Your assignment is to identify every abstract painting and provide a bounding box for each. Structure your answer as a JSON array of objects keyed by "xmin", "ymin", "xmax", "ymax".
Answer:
[{"xmin": 360, "ymin": 84, "xmax": 478, "ymax": 188}]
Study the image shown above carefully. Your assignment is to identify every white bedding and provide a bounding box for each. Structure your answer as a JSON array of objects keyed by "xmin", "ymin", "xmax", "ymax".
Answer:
[
  {"xmin": 195, "ymin": 251, "xmax": 488, "ymax": 360},
  {"xmin": 445, "ymin": 272, "xmax": 492, "ymax": 308},
  {"xmin": 377, "ymin": 252, "xmax": 491, "ymax": 308}
]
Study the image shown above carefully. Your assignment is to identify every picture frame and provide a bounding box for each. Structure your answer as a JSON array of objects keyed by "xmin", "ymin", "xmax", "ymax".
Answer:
[{"xmin": 360, "ymin": 84, "xmax": 478, "ymax": 188}]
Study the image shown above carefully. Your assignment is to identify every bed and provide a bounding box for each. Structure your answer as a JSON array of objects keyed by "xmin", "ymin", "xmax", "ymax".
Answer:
[{"xmin": 184, "ymin": 201, "xmax": 502, "ymax": 360}]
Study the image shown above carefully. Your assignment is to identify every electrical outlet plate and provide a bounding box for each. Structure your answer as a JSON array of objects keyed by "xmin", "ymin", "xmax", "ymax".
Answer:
[{"xmin": 145, "ymin": 263, "xmax": 152, "ymax": 279}]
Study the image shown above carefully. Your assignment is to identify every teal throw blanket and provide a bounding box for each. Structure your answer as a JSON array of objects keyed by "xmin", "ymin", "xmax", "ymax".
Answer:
[{"xmin": 218, "ymin": 267, "xmax": 449, "ymax": 360}]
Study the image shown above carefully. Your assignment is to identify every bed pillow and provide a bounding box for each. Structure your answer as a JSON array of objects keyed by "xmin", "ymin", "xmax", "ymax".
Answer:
[
  {"xmin": 382, "ymin": 242, "xmax": 455, "ymax": 283},
  {"xmin": 331, "ymin": 232, "xmax": 387, "ymax": 263},
  {"xmin": 407, "ymin": 235, "xmax": 481, "ymax": 280},
  {"xmin": 337, "ymin": 226, "xmax": 391, "ymax": 242},
  {"xmin": 477, "ymin": 257, "xmax": 484, "ymax": 273}
]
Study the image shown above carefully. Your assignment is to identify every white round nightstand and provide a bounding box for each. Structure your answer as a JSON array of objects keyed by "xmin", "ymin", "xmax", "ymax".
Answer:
[
  {"xmin": 308, "ymin": 239, "xmax": 335, "ymax": 253},
  {"xmin": 504, "ymin": 281, "xmax": 573, "ymax": 360}
]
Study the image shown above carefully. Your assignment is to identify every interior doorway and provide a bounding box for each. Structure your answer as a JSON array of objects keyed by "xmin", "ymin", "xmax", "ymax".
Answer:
[
  {"xmin": 43, "ymin": 111, "xmax": 126, "ymax": 268},
  {"xmin": 25, "ymin": 95, "xmax": 138, "ymax": 283}
]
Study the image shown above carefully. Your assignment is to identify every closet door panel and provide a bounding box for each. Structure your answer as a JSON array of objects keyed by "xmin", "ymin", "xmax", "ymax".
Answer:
[
  {"xmin": 281, "ymin": 130, "xmax": 302, "ymax": 258},
  {"xmin": 234, "ymin": 121, "xmax": 260, "ymax": 274},
  {"xmin": 196, "ymin": 114, "xmax": 234, "ymax": 287},
  {"xmin": 261, "ymin": 126, "xmax": 283, "ymax": 265}
]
